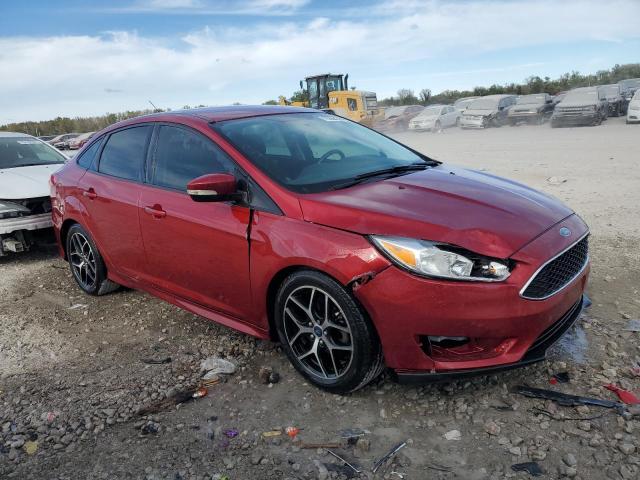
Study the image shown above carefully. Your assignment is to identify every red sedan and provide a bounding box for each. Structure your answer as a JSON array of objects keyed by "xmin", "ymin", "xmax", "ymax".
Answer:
[{"xmin": 50, "ymin": 106, "xmax": 589, "ymax": 393}]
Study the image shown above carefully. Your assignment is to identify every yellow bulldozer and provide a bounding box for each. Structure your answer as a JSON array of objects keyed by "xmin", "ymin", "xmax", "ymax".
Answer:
[{"xmin": 279, "ymin": 73, "xmax": 380, "ymax": 123}]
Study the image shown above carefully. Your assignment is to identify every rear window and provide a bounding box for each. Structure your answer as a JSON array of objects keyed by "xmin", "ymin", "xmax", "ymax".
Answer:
[
  {"xmin": 98, "ymin": 126, "xmax": 152, "ymax": 181},
  {"xmin": 0, "ymin": 137, "xmax": 66, "ymax": 169}
]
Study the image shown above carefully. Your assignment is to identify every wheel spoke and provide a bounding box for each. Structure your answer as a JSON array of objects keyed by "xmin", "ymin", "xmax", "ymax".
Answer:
[
  {"xmin": 315, "ymin": 350, "xmax": 328, "ymax": 378},
  {"xmin": 285, "ymin": 307, "xmax": 309, "ymax": 328},
  {"xmin": 297, "ymin": 338, "xmax": 317, "ymax": 361}
]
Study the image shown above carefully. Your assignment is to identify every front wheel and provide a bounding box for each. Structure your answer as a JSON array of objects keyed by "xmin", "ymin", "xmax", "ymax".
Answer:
[
  {"xmin": 274, "ymin": 270, "xmax": 384, "ymax": 394},
  {"xmin": 66, "ymin": 224, "xmax": 120, "ymax": 296}
]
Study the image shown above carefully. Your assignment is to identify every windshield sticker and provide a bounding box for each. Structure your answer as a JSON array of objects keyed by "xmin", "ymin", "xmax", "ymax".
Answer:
[{"xmin": 17, "ymin": 140, "xmax": 41, "ymax": 144}]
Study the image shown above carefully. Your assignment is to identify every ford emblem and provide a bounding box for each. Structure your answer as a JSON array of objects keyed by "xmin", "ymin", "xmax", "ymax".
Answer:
[{"xmin": 559, "ymin": 227, "xmax": 571, "ymax": 237}]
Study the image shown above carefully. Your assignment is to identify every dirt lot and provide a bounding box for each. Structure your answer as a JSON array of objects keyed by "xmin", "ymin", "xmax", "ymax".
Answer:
[{"xmin": 1, "ymin": 117, "xmax": 639, "ymax": 480}]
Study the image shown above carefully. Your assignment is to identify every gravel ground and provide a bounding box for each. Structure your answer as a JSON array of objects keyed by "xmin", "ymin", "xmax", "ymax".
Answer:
[{"xmin": 1, "ymin": 117, "xmax": 639, "ymax": 480}]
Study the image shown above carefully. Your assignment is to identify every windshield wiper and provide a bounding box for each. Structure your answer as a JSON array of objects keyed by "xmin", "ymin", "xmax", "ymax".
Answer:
[{"xmin": 329, "ymin": 163, "xmax": 430, "ymax": 191}]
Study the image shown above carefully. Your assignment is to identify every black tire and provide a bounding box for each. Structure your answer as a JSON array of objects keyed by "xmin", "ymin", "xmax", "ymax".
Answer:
[
  {"xmin": 455, "ymin": 117, "xmax": 460, "ymax": 127},
  {"xmin": 434, "ymin": 120, "xmax": 441, "ymax": 131},
  {"xmin": 551, "ymin": 119, "xmax": 560, "ymax": 128},
  {"xmin": 66, "ymin": 224, "xmax": 119, "ymax": 296},
  {"xmin": 274, "ymin": 270, "xmax": 384, "ymax": 394}
]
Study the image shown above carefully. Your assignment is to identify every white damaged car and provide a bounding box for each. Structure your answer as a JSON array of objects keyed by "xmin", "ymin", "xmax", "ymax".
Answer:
[{"xmin": 0, "ymin": 132, "xmax": 67, "ymax": 255}]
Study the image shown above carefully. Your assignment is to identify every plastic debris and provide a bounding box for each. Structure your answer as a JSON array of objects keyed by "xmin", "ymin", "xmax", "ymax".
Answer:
[
  {"xmin": 582, "ymin": 294, "xmax": 592, "ymax": 309},
  {"xmin": 327, "ymin": 449, "xmax": 361, "ymax": 475},
  {"xmin": 141, "ymin": 421, "xmax": 160, "ymax": 435},
  {"xmin": 141, "ymin": 357, "xmax": 172, "ymax": 364},
  {"xmin": 223, "ymin": 428, "xmax": 239, "ymax": 438},
  {"xmin": 372, "ymin": 441, "xmax": 407, "ymax": 474},
  {"xmin": 512, "ymin": 461, "xmax": 544, "ymax": 476},
  {"xmin": 604, "ymin": 384, "xmax": 640, "ymax": 405},
  {"xmin": 200, "ymin": 357, "xmax": 236, "ymax": 375},
  {"xmin": 550, "ymin": 372, "xmax": 570, "ymax": 384},
  {"xmin": 624, "ymin": 319, "xmax": 640, "ymax": 332},
  {"xmin": 515, "ymin": 385, "xmax": 624, "ymax": 412},
  {"xmin": 443, "ymin": 429, "xmax": 461, "ymax": 441},
  {"xmin": 285, "ymin": 426, "xmax": 300, "ymax": 439},
  {"xmin": 24, "ymin": 441, "xmax": 38, "ymax": 455},
  {"xmin": 300, "ymin": 442, "xmax": 342, "ymax": 449},
  {"xmin": 192, "ymin": 387, "xmax": 208, "ymax": 399},
  {"xmin": 262, "ymin": 430, "xmax": 282, "ymax": 438},
  {"xmin": 339, "ymin": 428, "xmax": 368, "ymax": 439}
]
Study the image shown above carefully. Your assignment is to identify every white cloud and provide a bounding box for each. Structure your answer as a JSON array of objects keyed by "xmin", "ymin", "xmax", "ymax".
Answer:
[{"xmin": 1, "ymin": 0, "xmax": 639, "ymax": 124}]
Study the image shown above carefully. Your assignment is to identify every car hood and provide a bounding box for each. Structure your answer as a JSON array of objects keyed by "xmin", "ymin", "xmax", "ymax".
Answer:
[
  {"xmin": 0, "ymin": 164, "xmax": 63, "ymax": 199},
  {"xmin": 299, "ymin": 166, "xmax": 574, "ymax": 258},
  {"xmin": 558, "ymin": 100, "xmax": 596, "ymax": 108},
  {"xmin": 464, "ymin": 108, "xmax": 496, "ymax": 116}
]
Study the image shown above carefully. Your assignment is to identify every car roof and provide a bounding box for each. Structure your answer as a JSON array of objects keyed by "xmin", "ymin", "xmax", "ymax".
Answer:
[
  {"xmin": 137, "ymin": 105, "xmax": 313, "ymax": 123},
  {"xmin": 0, "ymin": 132, "xmax": 34, "ymax": 138},
  {"xmin": 479, "ymin": 94, "xmax": 515, "ymax": 99}
]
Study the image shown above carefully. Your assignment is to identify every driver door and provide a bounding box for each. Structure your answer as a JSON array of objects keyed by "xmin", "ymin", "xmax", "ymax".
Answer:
[{"xmin": 137, "ymin": 124, "xmax": 252, "ymax": 320}]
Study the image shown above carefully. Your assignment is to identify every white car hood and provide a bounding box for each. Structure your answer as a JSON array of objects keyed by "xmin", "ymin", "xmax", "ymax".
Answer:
[{"xmin": 0, "ymin": 164, "xmax": 62, "ymax": 200}]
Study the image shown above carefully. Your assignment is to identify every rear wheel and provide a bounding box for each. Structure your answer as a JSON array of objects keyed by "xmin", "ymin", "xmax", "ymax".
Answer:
[
  {"xmin": 66, "ymin": 224, "xmax": 119, "ymax": 296},
  {"xmin": 274, "ymin": 270, "xmax": 384, "ymax": 394},
  {"xmin": 434, "ymin": 120, "xmax": 441, "ymax": 131}
]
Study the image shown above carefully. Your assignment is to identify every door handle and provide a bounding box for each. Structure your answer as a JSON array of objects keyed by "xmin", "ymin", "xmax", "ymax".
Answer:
[
  {"xmin": 143, "ymin": 205, "xmax": 166, "ymax": 218},
  {"xmin": 82, "ymin": 188, "xmax": 97, "ymax": 200}
]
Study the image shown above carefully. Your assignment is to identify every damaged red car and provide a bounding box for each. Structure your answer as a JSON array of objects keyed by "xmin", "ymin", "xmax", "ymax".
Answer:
[{"xmin": 51, "ymin": 106, "xmax": 589, "ymax": 393}]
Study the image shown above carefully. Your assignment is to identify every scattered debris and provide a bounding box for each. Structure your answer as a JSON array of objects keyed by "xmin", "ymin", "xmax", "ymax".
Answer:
[
  {"xmin": 138, "ymin": 385, "xmax": 208, "ymax": 415},
  {"xmin": 372, "ymin": 441, "xmax": 407, "ymax": 474},
  {"xmin": 24, "ymin": 441, "xmax": 38, "ymax": 455},
  {"xmin": 141, "ymin": 357, "xmax": 172, "ymax": 365},
  {"xmin": 200, "ymin": 357, "xmax": 236, "ymax": 376},
  {"xmin": 623, "ymin": 319, "xmax": 640, "ymax": 332},
  {"xmin": 68, "ymin": 303, "xmax": 88, "ymax": 310},
  {"xmin": 262, "ymin": 430, "xmax": 282, "ymax": 438},
  {"xmin": 141, "ymin": 421, "xmax": 160, "ymax": 435},
  {"xmin": 425, "ymin": 462, "xmax": 452, "ymax": 472},
  {"xmin": 258, "ymin": 366, "xmax": 280, "ymax": 384},
  {"xmin": 582, "ymin": 294, "xmax": 592, "ymax": 308},
  {"xmin": 604, "ymin": 384, "xmax": 640, "ymax": 404},
  {"xmin": 201, "ymin": 377, "xmax": 221, "ymax": 388},
  {"xmin": 515, "ymin": 385, "xmax": 624, "ymax": 412},
  {"xmin": 339, "ymin": 428, "xmax": 368, "ymax": 439},
  {"xmin": 223, "ymin": 428, "xmax": 239, "ymax": 438},
  {"xmin": 550, "ymin": 372, "xmax": 570, "ymax": 384},
  {"xmin": 285, "ymin": 426, "xmax": 300, "ymax": 439},
  {"xmin": 443, "ymin": 429, "xmax": 461, "ymax": 441},
  {"xmin": 546, "ymin": 176, "xmax": 567, "ymax": 185},
  {"xmin": 511, "ymin": 461, "xmax": 544, "ymax": 476},
  {"xmin": 327, "ymin": 449, "xmax": 361, "ymax": 475}
]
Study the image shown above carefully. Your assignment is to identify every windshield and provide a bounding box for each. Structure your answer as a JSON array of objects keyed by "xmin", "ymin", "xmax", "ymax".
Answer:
[
  {"xmin": 454, "ymin": 98, "xmax": 475, "ymax": 109},
  {"xmin": 619, "ymin": 79, "xmax": 640, "ymax": 89},
  {"xmin": 417, "ymin": 107, "xmax": 442, "ymax": 117},
  {"xmin": 517, "ymin": 94, "xmax": 546, "ymax": 104},
  {"xmin": 467, "ymin": 98, "xmax": 498, "ymax": 110},
  {"xmin": 212, "ymin": 113, "xmax": 431, "ymax": 193},
  {"xmin": 601, "ymin": 85, "xmax": 619, "ymax": 96},
  {"xmin": 564, "ymin": 90, "xmax": 597, "ymax": 102},
  {"xmin": 0, "ymin": 137, "xmax": 67, "ymax": 169}
]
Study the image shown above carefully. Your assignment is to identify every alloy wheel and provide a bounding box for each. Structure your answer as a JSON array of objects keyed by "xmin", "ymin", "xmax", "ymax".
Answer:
[
  {"xmin": 69, "ymin": 232, "xmax": 97, "ymax": 290},
  {"xmin": 283, "ymin": 286, "xmax": 353, "ymax": 380}
]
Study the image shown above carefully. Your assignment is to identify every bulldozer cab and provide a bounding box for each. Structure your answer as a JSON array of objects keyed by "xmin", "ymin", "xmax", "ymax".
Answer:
[{"xmin": 303, "ymin": 74, "xmax": 348, "ymax": 109}]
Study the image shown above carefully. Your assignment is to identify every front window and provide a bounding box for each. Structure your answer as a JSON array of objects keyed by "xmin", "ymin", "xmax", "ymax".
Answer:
[
  {"xmin": 467, "ymin": 98, "xmax": 498, "ymax": 110},
  {"xmin": 0, "ymin": 137, "xmax": 67, "ymax": 169},
  {"xmin": 212, "ymin": 113, "xmax": 430, "ymax": 194}
]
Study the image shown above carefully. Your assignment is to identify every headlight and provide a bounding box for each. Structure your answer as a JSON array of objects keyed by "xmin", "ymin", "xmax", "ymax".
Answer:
[
  {"xmin": 0, "ymin": 201, "xmax": 30, "ymax": 220},
  {"xmin": 371, "ymin": 235, "xmax": 511, "ymax": 281}
]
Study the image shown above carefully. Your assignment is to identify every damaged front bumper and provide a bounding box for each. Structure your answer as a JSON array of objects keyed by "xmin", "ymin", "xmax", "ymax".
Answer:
[
  {"xmin": 353, "ymin": 214, "xmax": 590, "ymax": 383},
  {"xmin": 0, "ymin": 213, "xmax": 53, "ymax": 254}
]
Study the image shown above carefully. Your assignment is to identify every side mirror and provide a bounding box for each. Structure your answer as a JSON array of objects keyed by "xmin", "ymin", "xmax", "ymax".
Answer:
[{"xmin": 187, "ymin": 173, "xmax": 241, "ymax": 203}]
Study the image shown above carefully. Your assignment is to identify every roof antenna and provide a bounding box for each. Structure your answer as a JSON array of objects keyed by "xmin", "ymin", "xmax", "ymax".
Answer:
[{"xmin": 148, "ymin": 100, "xmax": 159, "ymax": 111}]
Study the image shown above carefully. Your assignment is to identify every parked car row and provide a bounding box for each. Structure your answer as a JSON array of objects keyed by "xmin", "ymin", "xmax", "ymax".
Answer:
[{"xmin": 36, "ymin": 132, "xmax": 96, "ymax": 150}]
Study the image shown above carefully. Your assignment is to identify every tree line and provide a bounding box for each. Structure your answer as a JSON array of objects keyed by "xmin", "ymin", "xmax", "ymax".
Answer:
[{"xmin": 2, "ymin": 63, "xmax": 639, "ymax": 136}]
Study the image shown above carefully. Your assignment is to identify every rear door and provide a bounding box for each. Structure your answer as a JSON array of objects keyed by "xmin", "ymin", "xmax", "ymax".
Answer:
[
  {"xmin": 77, "ymin": 125, "xmax": 152, "ymax": 279},
  {"xmin": 138, "ymin": 124, "xmax": 252, "ymax": 320}
]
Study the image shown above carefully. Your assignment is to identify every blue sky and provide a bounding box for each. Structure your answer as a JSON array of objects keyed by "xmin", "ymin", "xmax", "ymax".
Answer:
[{"xmin": 1, "ymin": 0, "xmax": 639, "ymax": 124}]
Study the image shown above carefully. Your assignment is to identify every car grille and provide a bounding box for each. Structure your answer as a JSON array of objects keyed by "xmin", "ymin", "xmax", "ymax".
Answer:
[{"xmin": 521, "ymin": 236, "xmax": 589, "ymax": 300}]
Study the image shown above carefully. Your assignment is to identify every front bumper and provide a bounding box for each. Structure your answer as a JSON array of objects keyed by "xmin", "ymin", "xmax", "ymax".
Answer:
[
  {"xmin": 627, "ymin": 112, "xmax": 640, "ymax": 122},
  {"xmin": 552, "ymin": 113, "xmax": 597, "ymax": 125},
  {"xmin": 460, "ymin": 116, "xmax": 487, "ymax": 128},
  {"xmin": 409, "ymin": 123, "xmax": 435, "ymax": 131},
  {"xmin": 0, "ymin": 213, "xmax": 52, "ymax": 235},
  {"xmin": 354, "ymin": 214, "xmax": 589, "ymax": 380}
]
